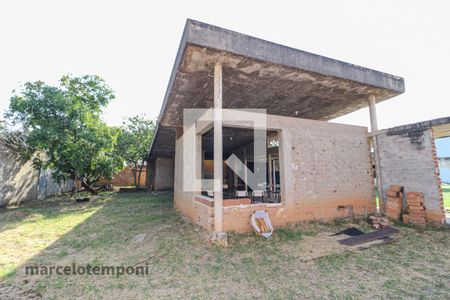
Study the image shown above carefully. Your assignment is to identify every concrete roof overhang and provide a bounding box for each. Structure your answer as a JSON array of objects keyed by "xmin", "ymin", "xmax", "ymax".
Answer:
[{"xmin": 149, "ymin": 19, "xmax": 405, "ymax": 158}]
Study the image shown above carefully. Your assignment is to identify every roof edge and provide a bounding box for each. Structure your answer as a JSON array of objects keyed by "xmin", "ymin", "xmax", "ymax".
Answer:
[
  {"xmin": 149, "ymin": 18, "xmax": 406, "ymax": 158},
  {"xmin": 185, "ymin": 19, "xmax": 405, "ymax": 94}
]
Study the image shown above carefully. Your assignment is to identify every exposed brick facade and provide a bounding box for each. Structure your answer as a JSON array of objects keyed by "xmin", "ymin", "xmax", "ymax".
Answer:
[
  {"xmin": 97, "ymin": 166, "xmax": 147, "ymax": 187},
  {"xmin": 376, "ymin": 127, "xmax": 446, "ymax": 224},
  {"xmin": 173, "ymin": 113, "xmax": 375, "ymax": 232}
]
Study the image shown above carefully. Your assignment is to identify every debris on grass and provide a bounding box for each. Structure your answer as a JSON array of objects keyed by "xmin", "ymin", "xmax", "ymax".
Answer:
[
  {"xmin": 367, "ymin": 215, "xmax": 391, "ymax": 229},
  {"xmin": 332, "ymin": 226, "xmax": 364, "ymax": 237},
  {"xmin": 76, "ymin": 197, "xmax": 90, "ymax": 203},
  {"xmin": 250, "ymin": 210, "xmax": 273, "ymax": 238},
  {"xmin": 133, "ymin": 233, "xmax": 146, "ymax": 244},
  {"xmin": 338, "ymin": 226, "xmax": 399, "ymax": 246}
]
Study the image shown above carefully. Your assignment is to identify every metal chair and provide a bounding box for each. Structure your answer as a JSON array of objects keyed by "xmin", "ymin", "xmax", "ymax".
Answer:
[{"xmin": 252, "ymin": 190, "xmax": 265, "ymax": 203}]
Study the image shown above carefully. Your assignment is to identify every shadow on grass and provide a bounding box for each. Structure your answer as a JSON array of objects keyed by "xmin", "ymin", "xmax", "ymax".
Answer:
[
  {"xmin": 0, "ymin": 192, "xmax": 449, "ymax": 299},
  {"xmin": 0, "ymin": 197, "xmax": 105, "ymax": 234},
  {"xmin": 0, "ymin": 191, "xmax": 186, "ymax": 298}
]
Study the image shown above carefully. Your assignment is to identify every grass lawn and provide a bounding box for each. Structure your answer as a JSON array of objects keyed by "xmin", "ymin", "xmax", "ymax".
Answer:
[
  {"xmin": 443, "ymin": 184, "xmax": 450, "ymax": 211},
  {"xmin": 0, "ymin": 192, "xmax": 449, "ymax": 299}
]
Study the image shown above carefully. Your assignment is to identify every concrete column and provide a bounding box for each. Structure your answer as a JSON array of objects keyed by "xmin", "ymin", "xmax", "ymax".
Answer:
[
  {"xmin": 368, "ymin": 95, "xmax": 378, "ymax": 132},
  {"xmin": 368, "ymin": 95, "xmax": 384, "ymax": 212},
  {"xmin": 233, "ymin": 158, "xmax": 238, "ymax": 188},
  {"xmin": 244, "ymin": 158, "xmax": 248, "ymax": 191},
  {"xmin": 195, "ymin": 134, "xmax": 202, "ymax": 192},
  {"xmin": 213, "ymin": 62, "xmax": 223, "ymax": 233}
]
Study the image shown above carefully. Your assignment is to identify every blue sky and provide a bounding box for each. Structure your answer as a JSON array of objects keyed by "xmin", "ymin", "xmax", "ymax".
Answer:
[{"xmin": 436, "ymin": 137, "xmax": 450, "ymax": 158}]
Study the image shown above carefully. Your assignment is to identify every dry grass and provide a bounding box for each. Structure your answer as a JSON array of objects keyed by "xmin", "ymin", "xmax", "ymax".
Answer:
[
  {"xmin": 0, "ymin": 192, "xmax": 449, "ymax": 299},
  {"xmin": 443, "ymin": 183, "xmax": 450, "ymax": 210}
]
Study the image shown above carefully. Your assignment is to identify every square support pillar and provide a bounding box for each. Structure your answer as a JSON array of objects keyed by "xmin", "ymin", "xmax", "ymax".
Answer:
[
  {"xmin": 368, "ymin": 95, "xmax": 378, "ymax": 132},
  {"xmin": 195, "ymin": 133, "xmax": 203, "ymax": 193},
  {"xmin": 368, "ymin": 95, "xmax": 384, "ymax": 212},
  {"xmin": 213, "ymin": 62, "xmax": 224, "ymax": 233}
]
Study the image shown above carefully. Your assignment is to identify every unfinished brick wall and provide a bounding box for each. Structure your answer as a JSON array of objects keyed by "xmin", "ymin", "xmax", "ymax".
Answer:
[
  {"xmin": 219, "ymin": 114, "xmax": 375, "ymax": 232},
  {"xmin": 173, "ymin": 112, "xmax": 375, "ymax": 232},
  {"xmin": 97, "ymin": 166, "xmax": 147, "ymax": 187},
  {"xmin": 376, "ymin": 127, "xmax": 445, "ymax": 224}
]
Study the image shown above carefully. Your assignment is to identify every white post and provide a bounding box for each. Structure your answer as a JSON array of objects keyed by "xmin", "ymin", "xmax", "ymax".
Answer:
[
  {"xmin": 244, "ymin": 158, "xmax": 248, "ymax": 191},
  {"xmin": 213, "ymin": 62, "xmax": 223, "ymax": 233},
  {"xmin": 368, "ymin": 95, "xmax": 378, "ymax": 131},
  {"xmin": 368, "ymin": 95, "xmax": 383, "ymax": 212},
  {"xmin": 233, "ymin": 158, "xmax": 238, "ymax": 189},
  {"xmin": 195, "ymin": 134, "xmax": 202, "ymax": 193}
]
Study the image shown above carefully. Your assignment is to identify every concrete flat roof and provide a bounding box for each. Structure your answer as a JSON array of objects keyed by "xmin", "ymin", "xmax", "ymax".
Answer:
[{"xmin": 150, "ymin": 19, "xmax": 405, "ymax": 158}]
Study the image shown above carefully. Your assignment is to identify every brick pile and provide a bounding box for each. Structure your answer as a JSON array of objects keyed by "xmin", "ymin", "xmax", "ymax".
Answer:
[
  {"xmin": 385, "ymin": 185, "xmax": 403, "ymax": 220},
  {"xmin": 404, "ymin": 192, "xmax": 427, "ymax": 225}
]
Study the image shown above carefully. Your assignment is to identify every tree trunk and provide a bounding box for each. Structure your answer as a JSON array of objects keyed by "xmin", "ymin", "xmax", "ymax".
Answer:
[
  {"xmin": 70, "ymin": 186, "xmax": 76, "ymax": 197},
  {"xmin": 137, "ymin": 162, "xmax": 144, "ymax": 190},
  {"xmin": 133, "ymin": 162, "xmax": 138, "ymax": 190},
  {"xmin": 81, "ymin": 179, "xmax": 99, "ymax": 195}
]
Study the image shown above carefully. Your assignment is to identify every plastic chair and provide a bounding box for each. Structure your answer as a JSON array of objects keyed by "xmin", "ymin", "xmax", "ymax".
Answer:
[{"xmin": 236, "ymin": 190, "xmax": 248, "ymax": 198}]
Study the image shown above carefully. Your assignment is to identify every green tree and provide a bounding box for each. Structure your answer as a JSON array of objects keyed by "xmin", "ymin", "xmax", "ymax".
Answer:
[
  {"xmin": 5, "ymin": 75, "xmax": 123, "ymax": 194},
  {"xmin": 116, "ymin": 115, "xmax": 155, "ymax": 190},
  {"xmin": 0, "ymin": 120, "xmax": 29, "ymax": 157}
]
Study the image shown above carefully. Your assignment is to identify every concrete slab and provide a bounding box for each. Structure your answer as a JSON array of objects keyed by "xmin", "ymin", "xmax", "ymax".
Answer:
[{"xmin": 150, "ymin": 19, "xmax": 405, "ymax": 158}]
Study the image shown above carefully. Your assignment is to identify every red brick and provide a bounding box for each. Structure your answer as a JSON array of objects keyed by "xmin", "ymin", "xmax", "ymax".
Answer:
[{"xmin": 389, "ymin": 185, "xmax": 404, "ymax": 192}]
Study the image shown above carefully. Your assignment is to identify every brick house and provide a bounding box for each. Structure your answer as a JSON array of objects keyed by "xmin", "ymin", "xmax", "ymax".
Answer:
[{"xmin": 147, "ymin": 20, "xmax": 446, "ymax": 234}]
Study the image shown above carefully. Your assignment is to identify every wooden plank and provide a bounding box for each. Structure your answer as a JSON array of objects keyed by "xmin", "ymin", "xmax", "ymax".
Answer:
[{"xmin": 338, "ymin": 227, "xmax": 399, "ymax": 246}]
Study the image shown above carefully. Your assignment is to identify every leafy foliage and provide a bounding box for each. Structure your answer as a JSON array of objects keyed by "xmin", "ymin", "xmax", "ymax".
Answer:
[
  {"xmin": 0, "ymin": 121, "xmax": 29, "ymax": 156},
  {"xmin": 116, "ymin": 115, "xmax": 155, "ymax": 188},
  {"xmin": 5, "ymin": 75, "xmax": 123, "ymax": 187}
]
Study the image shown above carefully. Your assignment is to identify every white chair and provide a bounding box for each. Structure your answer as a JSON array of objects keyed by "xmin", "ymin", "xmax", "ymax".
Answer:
[
  {"xmin": 236, "ymin": 190, "xmax": 248, "ymax": 198},
  {"xmin": 252, "ymin": 190, "xmax": 265, "ymax": 197},
  {"xmin": 206, "ymin": 190, "xmax": 214, "ymax": 197}
]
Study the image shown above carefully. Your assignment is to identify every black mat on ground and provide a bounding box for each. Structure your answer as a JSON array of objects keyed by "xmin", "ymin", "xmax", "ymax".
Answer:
[
  {"xmin": 332, "ymin": 227, "xmax": 364, "ymax": 237},
  {"xmin": 338, "ymin": 226, "xmax": 399, "ymax": 246}
]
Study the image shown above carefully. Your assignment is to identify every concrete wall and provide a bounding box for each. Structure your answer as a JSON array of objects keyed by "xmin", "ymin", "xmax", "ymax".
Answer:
[
  {"xmin": 376, "ymin": 128, "xmax": 445, "ymax": 223},
  {"xmin": 1, "ymin": 149, "xmax": 74, "ymax": 207},
  {"xmin": 154, "ymin": 157, "xmax": 174, "ymax": 191},
  {"xmin": 173, "ymin": 113, "xmax": 375, "ymax": 232},
  {"xmin": 438, "ymin": 157, "xmax": 450, "ymax": 169},
  {"xmin": 0, "ymin": 149, "xmax": 39, "ymax": 207},
  {"xmin": 37, "ymin": 169, "xmax": 74, "ymax": 200},
  {"xmin": 438, "ymin": 158, "xmax": 450, "ymax": 183},
  {"xmin": 173, "ymin": 131, "xmax": 199, "ymax": 224}
]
